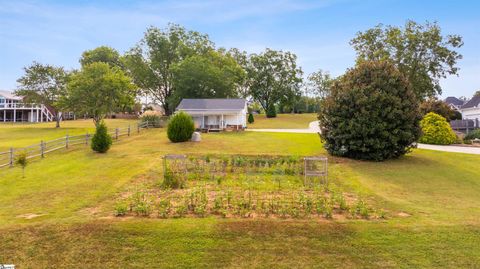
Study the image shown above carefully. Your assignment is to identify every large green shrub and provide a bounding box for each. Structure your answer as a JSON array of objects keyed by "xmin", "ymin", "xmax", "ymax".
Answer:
[
  {"xmin": 419, "ymin": 112, "xmax": 457, "ymax": 145},
  {"xmin": 91, "ymin": 121, "xmax": 113, "ymax": 153},
  {"xmin": 167, "ymin": 111, "xmax": 195, "ymax": 143},
  {"xmin": 266, "ymin": 105, "xmax": 277, "ymax": 118},
  {"xmin": 318, "ymin": 61, "xmax": 421, "ymax": 161}
]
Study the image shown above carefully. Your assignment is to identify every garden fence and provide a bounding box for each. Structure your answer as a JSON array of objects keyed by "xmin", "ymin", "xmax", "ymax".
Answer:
[{"xmin": 0, "ymin": 120, "xmax": 159, "ymax": 169}]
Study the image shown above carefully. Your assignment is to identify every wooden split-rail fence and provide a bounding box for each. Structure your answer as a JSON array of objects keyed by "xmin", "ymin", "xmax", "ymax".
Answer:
[{"xmin": 0, "ymin": 121, "xmax": 158, "ymax": 169}]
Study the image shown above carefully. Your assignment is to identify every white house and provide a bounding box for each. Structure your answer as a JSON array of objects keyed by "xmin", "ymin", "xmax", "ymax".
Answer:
[
  {"xmin": 460, "ymin": 96, "xmax": 480, "ymax": 127},
  {"xmin": 176, "ymin": 98, "xmax": 247, "ymax": 131},
  {"xmin": 0, "ymin": 90, "xmax": 54, "ymax": 123}
]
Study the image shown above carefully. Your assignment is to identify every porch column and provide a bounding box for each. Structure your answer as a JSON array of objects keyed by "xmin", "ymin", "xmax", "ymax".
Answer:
[
  {"xmin": 221, "ymin": 114, "xmax": 224, "ymax": 129},
  {"xmin": 13, "ymin": 108, "xmax": 16, "ymax": 123},
  {"xmin": 202, "ymin": 113, "xmax": 205, "ymax": 128},
  {"xmin": 36, "ymin": 109, "xmax": 39, "ymax": 123},
  {"xmin": 3, "ymin": 110, "xmax": 5, "ymax": 122},
  {"xmin": 31, "ymin": 108, "xmax": 34, "ymax": 122}
]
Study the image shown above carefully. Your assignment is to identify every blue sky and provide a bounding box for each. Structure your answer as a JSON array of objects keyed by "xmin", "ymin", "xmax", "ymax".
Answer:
[{"xmin": 1, "ymin": 0, "xmax": 479, "ymax": 98}]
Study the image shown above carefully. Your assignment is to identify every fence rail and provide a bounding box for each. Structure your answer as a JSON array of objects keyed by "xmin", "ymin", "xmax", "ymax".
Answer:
[{"xmin": 0, "ymin": 121, "xmax": 159, "ymax": 169}]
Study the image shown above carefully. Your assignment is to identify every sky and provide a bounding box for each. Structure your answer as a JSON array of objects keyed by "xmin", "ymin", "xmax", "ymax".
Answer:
[{"xmin": 1, "ymin": 0, "xmax": 479, "ymax": 98}]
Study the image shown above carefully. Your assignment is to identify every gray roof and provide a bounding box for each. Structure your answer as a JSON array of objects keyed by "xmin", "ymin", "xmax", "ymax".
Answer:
[
  {"xmin": 445, "ymin": 96, "xmax": 465, "ymax": 107},
  {"xmin": 462, "ymin": 96, "xmax": 480, "ymax": 109},
  {"xmin": 176, "ymin": 98, "xmax": 246, "ymax": 110},
  {"xmin": 0, "ymin": 90, "xmax": 22, "ymax": 100}
]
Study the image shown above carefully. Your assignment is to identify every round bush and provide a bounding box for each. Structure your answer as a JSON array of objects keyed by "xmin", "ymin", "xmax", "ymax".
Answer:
[
  {"xmin": 419, "ymin": 112, "xmax": 457, "ymax": 145},
  {"xmin": 266, "ymin": 105, "xmax": 277, "ymax": 118},
  {"xmin": 167, "ymin": 112, "xmax": 195, "ymax": 143},
  {"xmin": 318, "ymin": 61, "xmax": 421, "ymax": 161},
  {"xmin": 91, "ymin": 121, "xmax": 113, "ymax": 153},
  {"xmin": 248, "ymin": 113, "xmax": 254, "ymax": 124}
]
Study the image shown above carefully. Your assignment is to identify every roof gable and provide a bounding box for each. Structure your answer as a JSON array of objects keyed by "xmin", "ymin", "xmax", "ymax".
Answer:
[
  {"xmin": 177, "ymin": 99, "xmax": 246, "ymax": 110},
  {"xmin": 462, "ymin": 96, "xmax": 480, "ymax": 109},
  {"xmin": 0, "ymin": 90, "xmax": 22, "ymax": 100},
  {"xmin": 445, "ymin": 96, "xmax": 464, "ymax": 106}
]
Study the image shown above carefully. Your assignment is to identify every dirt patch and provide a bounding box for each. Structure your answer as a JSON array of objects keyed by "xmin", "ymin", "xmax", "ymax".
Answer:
[
  {"xmin": 16, "ymin": 213, "xmax": 45, "ymax": 219},
  {"xmin": 397, "ymin": 211, "xmax": 411, "ymax": 217}
]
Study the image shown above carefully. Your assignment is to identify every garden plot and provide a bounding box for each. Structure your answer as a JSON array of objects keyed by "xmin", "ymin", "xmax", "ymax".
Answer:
[{"xmin": 114, "ymin": 155, "xmax": 384, "ymax": 220}]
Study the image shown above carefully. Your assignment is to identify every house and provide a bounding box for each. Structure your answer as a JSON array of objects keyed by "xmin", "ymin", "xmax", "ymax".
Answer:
[
  {"xmin": 176, "ymin": 98, "xmax": 247, "ymax": 131},
  {"xmin": 460, "ymin": 96, "xmax": 480, "ymax": 128},
  {"xmin": 445, "ymin": 96, "xmax": 465, "ymax": 111},
  {"xmin": 0, "ymin": 90, "xmax": 54, "ymax": 123}
]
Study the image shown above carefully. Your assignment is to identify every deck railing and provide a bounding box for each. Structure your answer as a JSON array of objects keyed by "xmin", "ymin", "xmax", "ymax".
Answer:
[{"xmin": 0, "ymin": 103, "xmax": 43, "ymax": 109}]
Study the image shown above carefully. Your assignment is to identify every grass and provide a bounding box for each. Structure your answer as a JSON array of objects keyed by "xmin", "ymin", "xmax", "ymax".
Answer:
[
  {"xmin": 248, "ymin": 113, "xmax": 317, "ymax": 129},
  {"xmin": 1, "ymin": 120, "xmax": 480, "ymax": 268}
]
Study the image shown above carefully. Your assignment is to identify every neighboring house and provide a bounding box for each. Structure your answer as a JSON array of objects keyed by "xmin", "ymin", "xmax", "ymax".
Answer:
[
  {"xmin": 445, "ymin": 96, "xmax": 465, "ymax": 111},
  {"xmin": 0, "ymin": 90, "xmax": 54, "ymax": 123},
  {"xmin": 176, "ymin": 98, "xmax": 247, "ymax": 131},
  {"xmin": 460, "ymin": 96, "xmax": 480, "ymax": 128}
]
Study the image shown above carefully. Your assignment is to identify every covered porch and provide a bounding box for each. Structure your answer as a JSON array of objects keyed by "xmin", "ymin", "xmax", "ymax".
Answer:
[{"xmin": 190, "ymin": 112, "xmax": 245, "ymax": 132}]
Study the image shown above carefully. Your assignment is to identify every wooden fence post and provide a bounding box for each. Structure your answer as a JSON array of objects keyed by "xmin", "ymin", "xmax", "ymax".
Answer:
[
  {"xmin": 115, "ymin": 128, "xmax": 119, "ymax": 140},
  {"xmin": 66, "ymin": 134, "xmax": 69, "ymax": 149},
  {"xmin": 85, "ymin": 133, "xmax": 89, "ymax": 145},
  {"xmin": 9, "ymin": 147, "xmax": 13, "ymax": 167},
  {"xmin": 40, "ymin": 141, "xmax": 44, "ymax": 158},
  {"xmin": 128, "ymin": 125, "xmax": 131, "ymax": 136},
  {"xmin": 137, "ymin": 123, "xmax": 140, "ymax": 134}
]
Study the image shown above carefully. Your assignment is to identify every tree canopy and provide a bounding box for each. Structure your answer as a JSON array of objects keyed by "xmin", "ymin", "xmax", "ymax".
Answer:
[
  {"xmin": 247, "ymin": 49, "xmax": 303, "ymax": 117},
  {"xmin": 350, "ymin": 20, "xmax": 463, "ymax": 100},
  {"xmin": 307, "ymin": 69, "xmax": 334, "ymax": 99},
  {"xmin": 65, "ymin": 62, "xmax": 136, "ymax": 125},
  {"xmin": 124, "ymin": 24, "xmax": 214, "ymax": 115},
  {"xmin": 80, "ymin": 46, "xmax": 123, "ymax": 69},
  {"xmin": 15, "ymin": 62, "xmax": 69, "ymax": 128},
  {"xmin": 170, "ymin": 50, "xmax": 245, "ymax": 108}
]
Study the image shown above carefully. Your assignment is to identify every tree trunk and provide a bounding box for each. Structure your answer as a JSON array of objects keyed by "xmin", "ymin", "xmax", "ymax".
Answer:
[{"xmin": 55, "ymin": 112, "xmax": 62, "ymax": 128}]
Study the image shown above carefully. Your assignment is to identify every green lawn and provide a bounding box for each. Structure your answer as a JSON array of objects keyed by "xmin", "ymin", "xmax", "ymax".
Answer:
[
  {"xmin": 248, "ymin": 113, "xmax": 317, "ymax": 129},
  {"xmin": 1, "ymin": 120, "xmax": 480, "ymax": 268}
]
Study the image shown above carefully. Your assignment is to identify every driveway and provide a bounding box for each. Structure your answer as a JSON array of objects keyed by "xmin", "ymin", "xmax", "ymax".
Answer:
[
  {"xmin": 247, "ymin": 121, "xmax": 480, "ymax": 155},
  {"xmin": 246, "ymin": 121, "xmax": 320, "ymax": 134}
]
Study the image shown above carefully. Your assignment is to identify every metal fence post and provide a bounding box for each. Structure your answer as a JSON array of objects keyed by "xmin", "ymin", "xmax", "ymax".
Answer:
[
  {"xmin": 40, "ymin": 141, "xmax": 44, "ymax": 158},
  {"xmin": 9, "ymin": 147, "xmax": 13, "ymax": 167},
  {"xmin": 115, "ymin": 128, "xmax": 119, "ymax": 140}
]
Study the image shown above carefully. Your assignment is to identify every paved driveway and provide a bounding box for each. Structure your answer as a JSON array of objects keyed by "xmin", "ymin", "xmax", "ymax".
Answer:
[{"xmin": 247, "ymin": 121, "xmax": 480, "ymax": 155}]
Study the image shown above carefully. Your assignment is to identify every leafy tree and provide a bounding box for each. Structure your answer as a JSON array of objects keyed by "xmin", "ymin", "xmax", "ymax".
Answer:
[
  {"xmin": 419, "ymin": 112, "xmax": 457, "ymax": 145},
  {"xmin": 247, "ymin": 49, "xmax": 303, "ymax": 117},
  {"xmin": 80, "ymin": 46, "xmax": 123, "ymax": 69},
  {"xmin": 420, "ymin": 98, "xmax": 462, "ymax": 121},
  {"xmin": 307, "ymin": 69, "xmax": 334, "ymax": 99},
  {"xmin": 170, "ymin": 50, "xmax": 245, "ymax": 108},
  {"xmin": 14, "ymin": 151, "xmax": 28, "ymax": 178},
  {"xmin": 167, "ymin": 112, "xmax": 195, "ymax": 143},
  {"xmin": 248, "ymin": 113, "xmax": 254, "ymax": 124},
  {"xmin": 318, "ymin": 61, "xmax": 421, "ymax": 161},
  {"xmin": 350, "ymin": 20, "xmax": 463, "ymax": 100},
  {"xmin": 228, "ymin": 48, "xmax": 250, "ymax": 98},
  {"xmin": 124, "ymin": 24, "xmax": 214, "ymax": 115},
  {"xmin": 474, "ymin": 90, "xmax": 480, "ymax": 97},
  {"xmin": 15, "ymin": 62, "xmax": 68, "ymax": 128},
  {"xmin": 91, "ymin": 121, "xmax": 113, "ymax": 153},
  {"xmin": 65, "ymin": 62, "xmax": 136, "ymax": 126}
]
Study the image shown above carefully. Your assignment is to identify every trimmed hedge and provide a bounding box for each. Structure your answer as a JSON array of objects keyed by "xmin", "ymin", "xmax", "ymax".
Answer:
[
  {"xmin": 167, "ymin": 112, "xmax": 195, "ymax": 143},
  {"xmin": 318, "ymin": 61, "xmax": 421, "ymax": 161},
  {"xmin": 419, "ymin": 112, "xmax": 457, "ymax": 145},
  {"xmin": 91, "ymin": 121, "xmax": 113, "ymax": 153}
]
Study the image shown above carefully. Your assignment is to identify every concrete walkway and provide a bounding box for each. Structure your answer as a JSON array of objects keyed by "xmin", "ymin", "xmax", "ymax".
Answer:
[{"xmin": 247, "ymin": 121, "xmax": 480, "ymax": 155}]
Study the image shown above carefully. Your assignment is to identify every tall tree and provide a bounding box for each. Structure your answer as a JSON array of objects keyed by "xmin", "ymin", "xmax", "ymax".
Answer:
[
  {"xmin": 170, "ymin": 50, "xmax": 245, "ymax": 108},
  {"xmin": 15, "ymin": 62, "xmax": 68, "ymax": 128},
  {"xmin": 65, "ymin": 62, "xmax": 136, "ymax": 126},
  {"xmin": 350, "ymin": 20, "xmax": 463, "ymax": 100},
  {"xmin": 227, "ymin": 48, "xmax": 250, "ymax": 99},
  {"xmin": 420, "ymin": 98, "xmax": 462, "ymax": 121},
  {"xmin": 80, "ymin": 46, "xmax": 123, "ymax": 69},
  {"xmin": 124, "ymin": 24, "xmax": 214, "ymax": 115},
  {"xmin": 307, "ymin": 69, "xmax": 334, "ymax": 99},
  {"xmin": 247, "ymin": 49, "xmax": 303, "ymax": 117}
]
